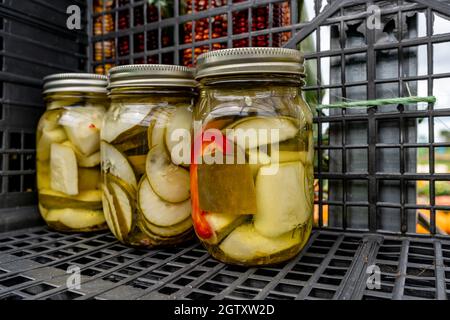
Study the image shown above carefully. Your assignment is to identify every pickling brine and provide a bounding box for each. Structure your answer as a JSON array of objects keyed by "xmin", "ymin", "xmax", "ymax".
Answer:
[
  {"xmin": 38, "ymin": 74, "xmax": 108, "ymax": 232},
  {"xmin": 101, "ymin": 65, "xmax": 196, "ymax": 247},
  {"xmin": 192, "ymin": 48, "xmax": 314, "ymax": 266}
]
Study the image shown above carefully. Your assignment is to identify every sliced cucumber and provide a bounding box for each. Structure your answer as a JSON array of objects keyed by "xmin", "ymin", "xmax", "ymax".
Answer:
[
  {"xmin": 127, "ymin": 155, "xmax": 147, "ymax": 176},
  {"xmin": 60, "ymin": 107, "xmax": 104, "ymax": 156},
  {"xmin": 228, "ymin": 117, "xmax": 298, "ymax": 150},
  {"xmin": 138, "ymin": 177, "xmax": 191, "ymax": 227},
  {"xmin": 37, "ymin": 127, "xmax": 67, "ymax": 161},
  {"xmin": 108, "ymin": 181, "xmax": 134, "ymax": 238},
  {"xmin": 78, "ymin": 168, "xmax": 100, "ymax": 191},
  {"xmin": 146, "ymin": 145, "xmax": 190, "ymax": 203},
  {"xmin": 219, "ymin": 223, "xmax": 301, "ymax": 262},
  {"xmin": 165, "ymin": 106, "xmax": 192, "ymax": 165},
  {"xmin": 101, "ymin": 141, "xmax": 138, "ymax": 191},
  {"xmin": 37, "ymin": 161, "xmax": 50, "ymax": 190},
  {"xmin": 102, "ymin": 184, "xmax": 124, "ymax": 242},
  {"xmin": 39, "ymin": 189, "xmax": 102, "ymax": 210},
  {"xmin": 102, "ymin": 104, "xmax": 152, "ymax": 143},
  {"xmin": 247, "ymin": 149, "xmax": 271, "ymax": 178},
  {"xmin": 254, "ymin": 162, "xmax": 311, "ymax": 238},
  {"xmin": 46, "ymin": 208, "xmax": 106, "ymax": 230},
  {"xmin": 114, "ymin": 130, "xmax": 148, "ymax": 154},
  {"xmin": 150, "ymin": 108, "xmax": 174, "ymax": 148},
  {"xmin": 50, "ymin": 143, "xmax": 78, "ymax": 196},
  {"xmin": 101, "ymin": 187, "xmax": 120, "ymax": 240},
  {"xmin": 203, "ymin": 213, "xmax": 249, "ymax": 245},
  {"xmin": 142, "ymin": 217, "xmax": 192, "ymax": 238},
  {"xmin": 61, "ymin": 141, "xmax": 100, "ymax": 168}
]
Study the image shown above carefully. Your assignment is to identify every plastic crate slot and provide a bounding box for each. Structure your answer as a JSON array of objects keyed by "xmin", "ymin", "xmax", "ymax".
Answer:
[
  {"xmin": 81, "ymin": 269, "xmax": 102, "ymax": 277},
  {"xmin": 407, "ymin": 255, "xmax": 434, "ymax": 265},
  {"xmin": 284, "ymin": 272, "xmax": 312, "ymax": 282},
  {"xmin": 174, "ymin": 256, "xmax": 196, "ymax": 264},
  {"xmin": 94, "ymin": 261, "xmax": 118, "ymax": 270},
  {"xmin": 12, "ymin": 251, "xmax": 31, "ymax": 257},
  {"xmin": 110, "ymin": 255, "xmax": 132, "ymax": 263},
  {"xmin": 127, "ymin": 249, "xmax": 148, "ymax": 256},
  {"xmin": 66, "ymin": 246, "xmax": 87, "ymax": 254},
  {"xmin": 323, "ymin": 267, "xmax": 348, "ymax": 277},
  {"xmin": 406, "ymin": 267, "xmax": 435, "ymax": 277},
  {"xmin": 317, "ymin": 276, "xmax": 342, "ymax": 286},
  {"xmin": 307, "ymin": 246, "xmax": 331, "ymax": 255},
  {"xmin": 230, "ymin": 287, "xmax": 259, "ymax": 299},
  {"xmin": 13, "ymin": 242, "xmax": 29, "ymax": 248},
  {"xmin": 267, "ymin": 292, "xmax": 295, "ymax": 300},
  {"xmin": 140, "ymin": 272, "xmax": 166, "ymax": 282},
  {"xmin": 21, "ymin": 283, "xmax": 57, "ymax": 295},
  {"xmin": 105, "ymin": 244, "xmax": 125, "ymax": 251},
  {"xmin": 133, "ymin": 260, "xmax": 155, "ymax": 269},
  {"xmin": 0, "ymin": 246, "xmax": 13, "ymax": 252},
  {"xmin": 308, "ymin": 288, "xmax": 335, "ymax": 299},
  {"xmin": 199, "ymin": 282, "xmax": 227, "ymax": 293},
  {"xmin": 129, "ymin": 279, "xmax": 153, "ymax": 289},
  {"xmin": 0, "ymin": 293, "xmax": 24, "ymax": 300},
  {"xmin": 210, "ymin": 273, "xmax": 237, "ymax": 284},
  {"xmin": 47, "ymin": 251, "xmax": 71, "ymax": 259},
  {"xmin": 118, "ymin": 266, "xmax": 142, "ymax": 276},
  {"xmin": 157, "ymin": 264, "xmax": 182, "ymax": 273},
  {"xmin": 404, "ymin": 277, "xmax": 436, "ymax": 288},
  {"xmin": 0, "ymin": 275, "xmax": 33, "ymax": 287},
  {"xmin": 329, "ymin": 259, "xmax": 351, "ymax": 268},
  {"xmin": 102, "ymin": 274, "xmax": 126, "ymax": 283},
  {"xmin": 187, "ymin": 270, "xmax": 206, "ymax": 278},
  {"xmin": 298, "ymin": 255, "xmax": 324, "ymax": 265},
  {"xmin": 273, "ymin": 283, "xmax": 303, "ymax": 295},
  {"xmin": 292, "ymin": 264, "xmax": 318, "ymax": 273},
  {"xmin": 202, "ymin": 260, "xmax": 219, "ymax": 268},
  {"xmin": 90, "ymin": 251, "xmax": 110, "ymax": 259},
  {"xmin": 186, "ymin": 291, "xmax": 214, "ymax": 300},
  {"xmin": 31, "ymin": 256, "xmax": 54, "ymax": 264},
  {"xmin": 72, "ymin": 257, "xmax": 95, "ymax": 265},
  {"xmin": 335, "ymin": 249, "xmax": 356, "ymax": 257},
  {"xmin": 0, "ymin": 238, "xmax": 13, "ymax": 243},
  {"xmin": 46, "ymin": 290, "xmax": 83, "ymax": 300},
  {"xmin": 254, "ymin": 268, "xmax": 280, "ymax": 278},
  {"xmin": 408, "ymin": 247, "xmax": 434, "ymax": 256},
  {"xmin": 403, "ymin": 287, "xmax": 436, "ymax": 299},
  {"xmin": 158, "ymin": 286, "xmax": 179, "ymax": 295},
  {"xmin": 173, "ymin": 277, "xmax": 193, "ymax": 286},
  {"xmin": 378, "ymin": 264, "xmax": 399, "ymax": 274},
  {"xmin": 376, "ymin": 253, "xmax": 400, "ymax": 262},
  {"xmin": 241, "ymin": 278, "xmax": 269, "ymax": 289}
]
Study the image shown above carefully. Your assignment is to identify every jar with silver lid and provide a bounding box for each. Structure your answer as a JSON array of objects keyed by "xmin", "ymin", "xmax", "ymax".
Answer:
[
  {"xmin": 192, "ymin": 48, "xmax": 314, "ymax": 266},
  {"xmin": 102, "ymin": 64, "xmax": 196, "ymax": 247},
  {"xmin": 38, "ymin": 73, "xmax": 108, "ymax": 232}
]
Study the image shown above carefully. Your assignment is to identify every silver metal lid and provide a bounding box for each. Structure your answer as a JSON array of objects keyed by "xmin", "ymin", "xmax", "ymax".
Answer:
[
  {"xmin": 196, "ymin": 47, "xmax": 305, "ymax": 80},
  {"xmin": 108, "ymin": 64, "xmax": 196, "ymax": 89},
  {"xmin": 43, "ymin": 73, "xmax": 108, "ymax": 94}
]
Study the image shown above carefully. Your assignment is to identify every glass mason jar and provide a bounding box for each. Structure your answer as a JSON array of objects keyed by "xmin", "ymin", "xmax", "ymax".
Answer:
[
  {"xmin": 192, "ymin": 48, "xmax": 314, "ymax": 266},
  {"xmin": 38, "ymin": 74, "xmax": 108, "ymax": 232},
  {"xmin": 102, "ymin": 65, "xmax": 196, "ymax": 247}
]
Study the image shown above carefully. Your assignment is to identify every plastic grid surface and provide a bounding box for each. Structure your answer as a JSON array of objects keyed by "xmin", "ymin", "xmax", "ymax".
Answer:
[
  {"xmin": 0, "ymin": 227, "xmax": 446, "ymax": 300},
  {"xmin": 0, "ymin": 0, "xmax": 87, "ymax": 225}
]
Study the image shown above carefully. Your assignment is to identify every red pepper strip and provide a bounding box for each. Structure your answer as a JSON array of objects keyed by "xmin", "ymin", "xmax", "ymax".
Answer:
[{"xmin": 190, "ymin": 129, "xmax": 233, "ymax": 240}]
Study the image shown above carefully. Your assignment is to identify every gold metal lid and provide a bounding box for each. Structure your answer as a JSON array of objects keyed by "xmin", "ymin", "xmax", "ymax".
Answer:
[
  {"xmin": 196, "ymin": 47, "xmax": 305, "ymax": 80},
  {"xmin": 108, "ymin": 64, "xmax": 197, "ymax": 89},
  {"xmin": 43, "ymin": 73, "xmax": 108, "ymax": 94}
]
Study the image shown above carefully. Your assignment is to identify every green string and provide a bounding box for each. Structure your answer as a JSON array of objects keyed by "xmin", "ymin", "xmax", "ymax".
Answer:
[{"xmin": 316, "ymin": 96, "xmax": 436, "ymax": 110}]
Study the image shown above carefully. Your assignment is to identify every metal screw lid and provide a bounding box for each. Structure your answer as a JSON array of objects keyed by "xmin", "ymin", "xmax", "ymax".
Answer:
[
  {"xmin": 195, "ymin": 47, "xmax": 305, "ymax": 80},
  {"xmin": 108, "ymin": 64, "xmax": 196, "ymax": 89},
  {"xmin": 43, "ymin": 73, "xmax": 108, "ymax": 94}
]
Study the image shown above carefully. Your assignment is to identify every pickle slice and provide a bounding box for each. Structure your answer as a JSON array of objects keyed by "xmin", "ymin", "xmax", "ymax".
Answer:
[
  {"xmin": 165, "ymin": 106, "xmax": 192, "ymax": 165},
  {"xmin": 37, "ymin": 127, "xmax": 67, "ymax": 161},
  {"xmin": 203, "ymin": 213, "xmax": 249, "ymax": 245},
  {"xmin": 114, "ymin": 130, "xmax": 148, "ymax": 154},
  {"xmin": 39, "ymin": 189, "xmax": 102, "ymax": 210},
  {"xmin": 228, "ymin": 117, "xmax": 298, "ymax": 150},
  {"xmin": 247, "ymin": 149, "xmax": 271, "ymax": 178},
  {"xmin": 101, "ymin": 141, "xmax": 138, "ymax": 191},
  {"xmin": 46, "ymin": 208, "xmax": 105, "ymax": 230},
  {"xmin": 102, "ymin": 104, "xmax": 152, "ymax": 143},
  {"xmin": 37, "ymin": 161, "xmax": 50, "ymax": 190},
  {"xmin": 146, "ymin": 145, "xmax": 190, "ymax": 203},
  {"xmin": 78, "ymin": 168, "xmax": 101, "ymax": 191},
  {"xmin": 50, "ymin": 143, "xmax": 78, "ymax": 196},
  {"xmin": 138, "ymin": 177, "xmax": 191, "ymax": 227},
  {"xmin": 197, "ymin": 162, "xmax": 256, "ymax": 215},
  {"xmin": 108, "ymin": 181, "xmax": 134, "ymax": 239},
  {"xmin": 61, "ymin": 141, "xmax": 100, "ymax": 168},
  {"xmin": 102, "ymin": 187, "xmax": 120, "ymax": 240},
  {"xmin": 150, "ymin": 108, "xmax": 175, "ymax": 149},
  {"xmin": 60, "ymin": 107, "xmax": 104, "ymax": 156},
  {"xmin": 102, "ymin": 184, "xmax": 126, "ymax": 242},
  {"xmin": 219, "ymin": 223, "xmax": 301, "ymax": 263},
  {"xmin": 254, "ymin": 162, "xmax": 310, "ymax": 238},
  {"xmin": 142, "ymin": 217, "xmax": 192, "ymax": 238},
  {"xmin": 128, "ymin": 155, "xmax": 147, "ymax": 176}
]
